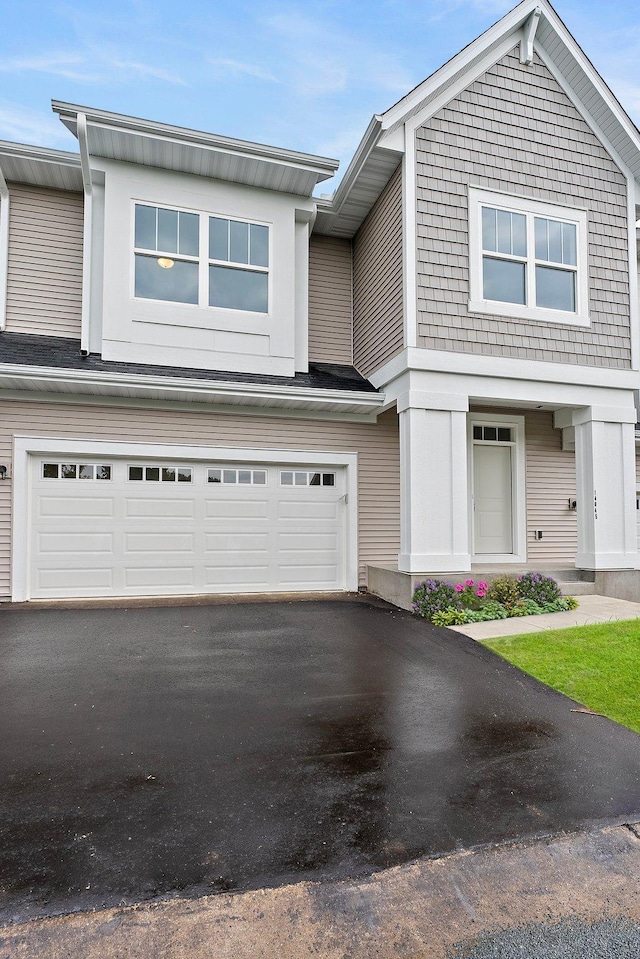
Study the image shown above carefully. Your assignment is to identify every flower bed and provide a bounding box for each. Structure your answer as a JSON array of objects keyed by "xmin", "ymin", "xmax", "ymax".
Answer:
[{"xmin": 412, "ymin": 572, "xmax": 578, "ymax": 626}]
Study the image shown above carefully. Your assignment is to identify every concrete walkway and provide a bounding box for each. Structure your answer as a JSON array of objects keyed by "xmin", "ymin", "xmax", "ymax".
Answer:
[{"xmin": 449, "ymin": 593, "xmax": 640, "ymax": 640}]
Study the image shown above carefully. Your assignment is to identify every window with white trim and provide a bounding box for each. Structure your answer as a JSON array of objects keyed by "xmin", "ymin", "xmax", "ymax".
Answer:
[
  {"xmin": 280, "ymin": 471, "xmax": 335, "ymax": 487},
  {"xmin": 468, "ymin": 188, "xmax": 589, "ymax": 326},
  {"xmin": 42, "ymin": 463, "xmax": 112, "ymax": 480},
  {"xmin": 134, "ymin": 204, "xmax": 270, "ymax": 313}
]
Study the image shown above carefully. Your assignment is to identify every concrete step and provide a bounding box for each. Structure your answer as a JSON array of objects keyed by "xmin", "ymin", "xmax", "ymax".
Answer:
[
  {"xmin": 542, "ymin": 569, "xmax": 595, "ymax": 583},
  {"xmin": 556, "ymin": 580, "xmax": 596, "ymax": 596}
]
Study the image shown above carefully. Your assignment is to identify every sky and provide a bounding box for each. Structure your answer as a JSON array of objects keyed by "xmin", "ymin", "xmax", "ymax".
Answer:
[{"xmin": 1, "ymin": 0, "xmax": 639, "ymax": 190}]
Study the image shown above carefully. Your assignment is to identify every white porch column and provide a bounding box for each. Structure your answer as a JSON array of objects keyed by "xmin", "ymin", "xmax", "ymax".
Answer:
[
  {"xmin": 573, "ymin": 405, "xmax": 638, "ymax": 570},
  {"xmin": 397, "ymin": 391, "xmax": 471, "ymax": 573}
]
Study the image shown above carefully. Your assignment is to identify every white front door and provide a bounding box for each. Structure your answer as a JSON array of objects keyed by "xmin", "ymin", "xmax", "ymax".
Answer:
[{"xmin": 473, "ymin": 444, "xmax": 513, "ymax": 555}]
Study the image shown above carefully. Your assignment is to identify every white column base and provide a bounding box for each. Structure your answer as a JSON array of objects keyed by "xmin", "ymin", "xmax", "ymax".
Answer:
[{"xmin": 398, "ymin": 553, "xmax": 472, "ymax": 574}]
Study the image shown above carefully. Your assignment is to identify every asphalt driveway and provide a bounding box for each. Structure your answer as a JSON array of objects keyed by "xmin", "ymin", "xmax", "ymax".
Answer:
[{"xmin": 1, "ymin": 597, "xmax": 639, "ymax": 925}]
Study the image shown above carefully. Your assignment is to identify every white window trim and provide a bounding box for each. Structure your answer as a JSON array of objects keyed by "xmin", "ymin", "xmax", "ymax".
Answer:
[
  {"xmin": 468, "ymin": 187, "xmax": 590, "ymax": 327},
  {"xmin": 468, "ymin": 413, "xmax": 527, "ymax": 564},
  {"xmin": 12, "ymin": 437, "xmax": 358, "ymax": 601},
  {"xmin": 131, "ymin": 201, "xmax": 272, "ymax": 317}
]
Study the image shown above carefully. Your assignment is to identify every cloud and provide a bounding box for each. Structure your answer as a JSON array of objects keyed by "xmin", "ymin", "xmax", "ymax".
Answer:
[
  {"xmin": 208, "ymin": 58, "xmax": 279, "ymax": 83},
  {"xmin": 0, "ymin": 48, "xmax": 186, "ymax": 86},
  {"xmin": 0, "ymin": 101, "xmax": 69, "ymax": 146},
  {"xmin": 262, "ymin": 9, "xmax": 415, "ymax": 99}
]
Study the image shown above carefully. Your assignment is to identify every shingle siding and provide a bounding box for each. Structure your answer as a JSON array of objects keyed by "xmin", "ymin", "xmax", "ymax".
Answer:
[
  {"xmin": 353, "ymin": 163, "xmax": 404, "ymax": 378},
  {"xmin": 308, "ymin": 235, "xmax": 353, "ymax": 365},
  {"xmin": 5, "ymin": 183, "xmax": 84, "ymax": 339},
  {"xmin": 415, "ymin": 48, "xmax": 631, "ymax": 368}
]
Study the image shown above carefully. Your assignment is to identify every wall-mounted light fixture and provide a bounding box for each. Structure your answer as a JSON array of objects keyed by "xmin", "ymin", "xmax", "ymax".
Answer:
[
  {"xmin": 0, "ymin": 465, "xmax": 7, "ymax": 480},
  {"xmin": 568, "ymin": 498, "xmax": 577, "ymax": 510}
]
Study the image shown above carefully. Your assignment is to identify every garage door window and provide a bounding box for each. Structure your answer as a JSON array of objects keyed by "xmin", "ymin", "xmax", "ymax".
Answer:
[
  {"xmin": 280, "ymin": 471, "xmax": 335, "ymax": 487},
  {"xmin": 42, "ymin": 463, "xmax": 112, "ymax": 480},
  {"xmin": 208, "ymin": 467, "xmax": 267, "ymax": 485},
  {"xmin": 128, "ymin": 465, "xmax": 193, "ymax": 483}
]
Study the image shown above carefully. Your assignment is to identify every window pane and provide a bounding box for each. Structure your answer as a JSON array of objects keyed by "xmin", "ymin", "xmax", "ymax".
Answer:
[
  {"xmin": 135, "ymin": 254, "xmax": 199, "ymax": 304},
  {"xmin": 146, "ymin": 467, "xmax": 160, "ymax": 481},
  {"xmin": 535, "ymin": 217, "xmax": 548, "ymax": 260},
  {"xmin": 253, "ymin": 470, "xmax": 266, "ymax": 485},
  {"xmin": 178, "ymin": 212, "xmax": 199, "ymax": 257},
  {"xmin": 135, "ymin": 205, "xmax": 156, "ymax": 250},
  {"xmin": 238, "ymin": 470, "xmax": 252, "ymax": 484},
  {"xmin": 511, "ymin": 213, "xmax": 526, "ymax": 258},
  {"xmin": 562, "ymin": 223, "xmax": 577, "ymax": 266},
  {"xmin": 162, "ymin": 467, "xmax": 176, "ymax": 482},
  {"xmin": 322, "ymin": 474, "xmax": 335, "ymax": 487},
  {"xmin": 129, "ymin": 466, "xmax": 143, "ymax": 481},
  {"xmin": 547, "ymin": 219, "xmax": 562, "ymax": 264},
  {"xmin": 484, "ymin": 427, "xmax": 497, "ymax": 441},
  {"xmin": 78, "ymin": 465, "xmax": 94, "ymax": 479},
  {"xmin": 208, "ymin": 469, "xmax": 222, "ymax": 483},
  {"xmin": 281, "ymin": 472, "xmax": 293, "ymax": 485},
  {"xmin": 43, "ymin": 463, "xmax": 59, "ymax": 478},
  {"xmin": 177, "ymin": 468, "xmax": 192, "ymax": 483},
  {"xmin": 209, "ymin": 217, "xmax": 229, "ymax": 261},
  {"xmin": 497, "ymin": 428, "xmax": 512, "ymax": 442},
  {"xmin": 157, "ymin": 207, "xmax": 178, "ymax": 254},
  {"xmin": 249, "ymin": 224, "xmax": 269, "ymax": 267},
  {"xmin": 223, "ymin": 469, "xmax": 237, "ymax": 484},
  {"xmin": 473, "ymin": 425, "xmax": 482, "ymax": 440},
  {"xmin": 209, "ymin": 266, "xmax": 268, "ymax": 313},
  {"xmin": 96, "ymin": 465, "xmax": 111, "ymax": 480},
  {"xmin": 229, "ymin": 220, "xmax": 249, "ymax": 264},
  {"xmin": 481, "ymin": 207, "xmax": 496, "ymax": 252},
  {"xmin": 61, "ymin": 464, "xmax": 76, "ymax": 479},
  {"xmin": 309, "ymin": 472, "xmax": 321, "ymax": 486},
  {"xmin": 496, "ymin": 209, "xmax": 512, "ymax": 255},
  {"xmin": 295, "ymin": 472, "xmax": 308, "ymax": 486},
  {"xmin": 536, "ymin": 265, "xmax": 575, "ymax": 312},
  {"xmin": 483, "ymin": 257, "xmax": 526, "ymax": 304}
]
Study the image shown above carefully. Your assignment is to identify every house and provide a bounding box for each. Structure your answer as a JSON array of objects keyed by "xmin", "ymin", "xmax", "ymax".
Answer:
[{"xmin": 0, "ymin": 0, "xmax": 639, "ymax": 605}]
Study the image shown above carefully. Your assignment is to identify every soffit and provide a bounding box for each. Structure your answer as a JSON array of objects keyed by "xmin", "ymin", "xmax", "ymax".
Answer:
[
  {"xmin": 53, "ymin": 102, "xmax": 339, "ymax": 198},
  {"xmin": 0, "ymin": 142, "xmax": 83, "ymax": 192}
]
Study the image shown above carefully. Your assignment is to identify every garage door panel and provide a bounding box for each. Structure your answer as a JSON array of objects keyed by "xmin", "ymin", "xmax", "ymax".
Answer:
[
  {"xmin": 37, "ymin": 532, "xmax": 114, "ymax": 554},
  {"xmin": 203, "ymin": 565, "xmax": 270, "ymax": 587},
  {"xmin": 204, "ymin": 499, "xmax": 269, "ymax": 519},
  {"xmin": 125, "ymin": 532, "xmax": 195, "ymax": 553},
  {"xmin": 278, "ymin": 500, "xmax": 339, "ymax": 520},
  {"xmin": 38, "ymin": 497, "xmax": 114, "ymax": 518},
  {"xmin": 278, "ymin": 532, "xmax": 337, "ymax": 550},
  {"xmin": 30, "ymin": 456, "xmax": 347, "ymax": 599},
  {"xmin": 124, "ymin": 567, "xmax": 195, "ymax": 589},
  {"xmin": 278, "ymin": 565, "xmax": 339, "ymax": 587},
  {"xmin": 205, "ymin": 532, "xmax": 269, "ymax": 551},
  {"xmin": 37, "ymin": 568, "xmax": 114, "ymax": 592},
  {"xmin": 125, "ymin": 498, "xmax": 195, "ymax": 519}
]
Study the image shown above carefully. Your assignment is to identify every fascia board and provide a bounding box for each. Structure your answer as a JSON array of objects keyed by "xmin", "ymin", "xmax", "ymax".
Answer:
[
  {"xmin": 0, "ymin": 364, "xmax": 385, "ymax": 412},
  {"xmin": 368, "ymin": 347, "xmax": 640, "ymax": 392},
  {"xmin": 52, "ymin": 101, "xmax": 339, "ymax": 180},
  {"xmin": 319, "ymin": 116, "xmax": 383, "ymax": 214}
]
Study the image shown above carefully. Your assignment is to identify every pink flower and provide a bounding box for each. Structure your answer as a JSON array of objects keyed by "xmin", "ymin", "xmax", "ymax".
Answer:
[
  {"xmin": 476, "ymin": 589, "xmax": 486, "ymax": 598},
  {"xmin": 478, "ymin": 581, "xmax": 488, "ymax": 590},
  {"xmin": 455, "ymin": 584, "xmax": 464, "ymax": 592},
  {"xmin": 465, "ymin": 579, "xmax": 474, "ymax": 587}
]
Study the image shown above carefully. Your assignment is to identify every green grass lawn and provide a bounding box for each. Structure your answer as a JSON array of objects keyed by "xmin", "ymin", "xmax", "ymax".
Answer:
[{"xmin": 482, "ymin": 619, "xmax": 640, "ymax": 734}]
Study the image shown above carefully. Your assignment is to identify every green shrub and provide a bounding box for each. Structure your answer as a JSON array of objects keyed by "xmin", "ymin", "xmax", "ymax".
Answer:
[
  {"xmin": 432, "ymin": 606, "xmax": 471, "ymax": 627},
  {"xmin": 486, "ymin": 575, "xmax": 521, "ymax": 609}
]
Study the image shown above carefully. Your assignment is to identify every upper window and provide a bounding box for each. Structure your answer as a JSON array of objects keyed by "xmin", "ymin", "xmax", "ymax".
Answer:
[
  {"xmin": 468, "ymin": 189, "xmax": 588, "ymax": 327},
  {"xmin": 134, "ymin": 204, "xmax": 270, "ymax": 314}
]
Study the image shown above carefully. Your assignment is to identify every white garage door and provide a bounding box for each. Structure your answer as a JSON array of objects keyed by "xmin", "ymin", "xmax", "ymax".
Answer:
[{"xmin": 29, "ymin": 456, "xmax": 347, "ymax": 599}]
